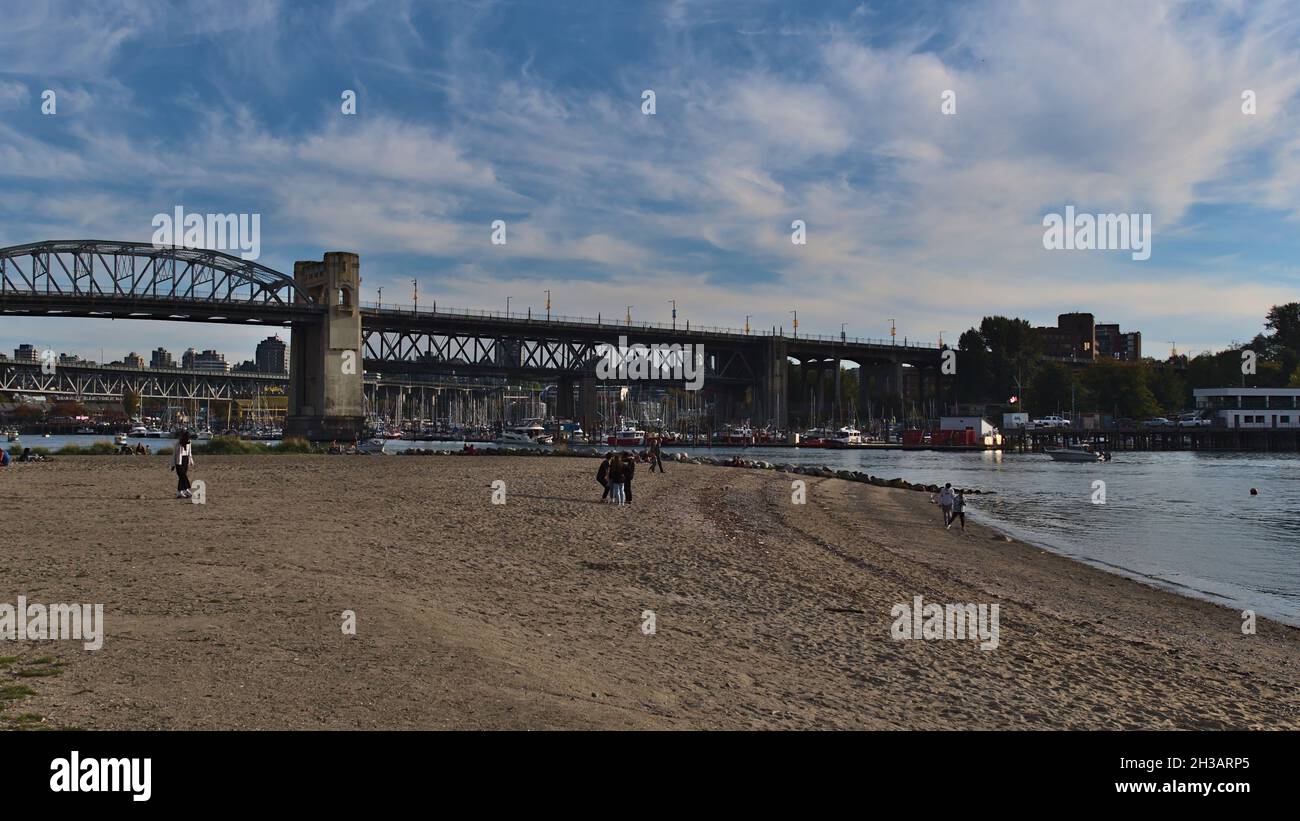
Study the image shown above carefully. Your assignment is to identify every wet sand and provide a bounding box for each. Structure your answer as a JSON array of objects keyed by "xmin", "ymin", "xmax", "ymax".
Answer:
[{"xmin": 2, "ymin": 454, "xmax": 1296, "ymax": 729}]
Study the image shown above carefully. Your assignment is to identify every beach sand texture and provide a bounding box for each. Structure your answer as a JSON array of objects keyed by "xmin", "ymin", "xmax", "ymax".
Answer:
[{"xmin": 2, "ymin": 455, "xmax": 1296, "ymax": 729}]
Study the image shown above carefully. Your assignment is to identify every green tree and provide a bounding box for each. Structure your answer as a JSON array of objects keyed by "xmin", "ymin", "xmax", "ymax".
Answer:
[
  {"xmin": 1146, "ymin": 366, "xmax": 1187, "ymax": 415},
  {"xmin": 955, "ymin": 328, "xmax": 994, "ymax": 403},
  {"xmin": 1026, "ymin": 362, "xmax": 1076, "ymax": 416},
  {"xmin": 1082, "ymin": 360, "xmax": 1160, "ymax": 419},
  {"xmin": 977, "ymin": 316, "xmax": 1041, "ymax": 405}
]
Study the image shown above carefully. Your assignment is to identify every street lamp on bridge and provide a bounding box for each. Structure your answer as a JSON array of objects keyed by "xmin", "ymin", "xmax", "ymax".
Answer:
[
  {"xmin": 412, "ymin": 279, "xmax": 418, "ymax": 313},
  {"xmin": 888, "ymin": 318, "xmax": 896, "ymax": 345},
  {"xmin": 626, "ymin": 305, "xmax": 633, "ymax": 325},
  {"xmin": 545, "ymin": 290, "xmax": 551, "ymax": 321},
  {"xmin": 506, "ymin": 296, "xmax": 513, "ymax": 317},
  {"xmin": 745, "ymin": 315, "xmax": 751, "ymax": 335},
  {"xmin": 789, "ymin": 310, "xmax": 798, "ymax": 339},
  {"xmin": 841, "ymin": 322, "xmax": 847, "ymax": 343},
  {"xmin": 669, "ymin": 299, "xmax": 676, "ymax": 330}
]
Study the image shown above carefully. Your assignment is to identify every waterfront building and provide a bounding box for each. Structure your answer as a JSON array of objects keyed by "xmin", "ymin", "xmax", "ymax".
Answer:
[{"xmin": 1193, "ymin": 387, "xmax": 1300, "ymax": 429}]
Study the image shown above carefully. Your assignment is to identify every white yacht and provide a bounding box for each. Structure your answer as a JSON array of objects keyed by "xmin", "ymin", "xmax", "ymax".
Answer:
[
  {"xmin": 1045, "ymin": 445, "xmax": 1109, "ymax": 462},
  {"xmin": 827, "ymin": 426, "xmax": 862, "ymax": 447},
  {"xmin": 497, "ymin": 421, "xmax": 554, "ymax": 445}
]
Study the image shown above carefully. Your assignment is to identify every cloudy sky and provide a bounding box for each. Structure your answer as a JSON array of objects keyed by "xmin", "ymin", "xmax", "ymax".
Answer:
[{"xmin": 1, "ymin": 0, "xmax": 1298, "ymax": 363}]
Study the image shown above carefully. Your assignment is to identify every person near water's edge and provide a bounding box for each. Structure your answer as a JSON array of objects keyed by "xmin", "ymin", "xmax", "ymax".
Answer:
[
  {"xmin": 597, "ymin": 452, "xmax": 612, "ymax": 501},
  {"xmin": 173, "ymin": 430, "xmax": 195, "ymax": 499},
  {"xmin": 937, "ymin": 483, "xmax": 954, "ymax": 526},
  {"xmin": 948, "ymin": 489, "xmax": 966, "ymax": 531},
  {"xmin": 650, "ymin": 438, "xmax": 665, "ymax": 473},
  {"xmin": 622, "ymin": 451, "xmax": 636, "ymax": 505}
]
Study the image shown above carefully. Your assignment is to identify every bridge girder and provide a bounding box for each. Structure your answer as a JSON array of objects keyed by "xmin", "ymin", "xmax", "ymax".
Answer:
[{"xmin": 0, "ymin": 241, "xmax": 319, "ymax": 321}]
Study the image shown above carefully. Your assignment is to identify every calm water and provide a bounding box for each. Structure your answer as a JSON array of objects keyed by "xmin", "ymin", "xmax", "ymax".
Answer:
[{"xmin": 20, "ymin": 435, "xmax": 1300, "ymax": 626}]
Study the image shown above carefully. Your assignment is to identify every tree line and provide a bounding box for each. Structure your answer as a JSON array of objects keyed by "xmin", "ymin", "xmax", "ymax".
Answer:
[{"xmin": 951, "ymin": 303, "xmax": 1300, "ymax": 419}]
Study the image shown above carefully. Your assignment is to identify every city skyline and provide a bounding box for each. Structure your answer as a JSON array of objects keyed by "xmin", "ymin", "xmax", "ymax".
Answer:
[
  {"xmin": 2, "ymin": 1, "xmax": 1298, "ymax": 359},
  {"xmin": 5, "ymin": 334, "xmax": 289, "ymax": 373}
]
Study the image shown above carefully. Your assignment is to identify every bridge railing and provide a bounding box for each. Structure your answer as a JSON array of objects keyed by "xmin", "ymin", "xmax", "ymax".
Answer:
[{"xmin": 359, "ymin": 302, "xmax": 940, "ymax": 348}]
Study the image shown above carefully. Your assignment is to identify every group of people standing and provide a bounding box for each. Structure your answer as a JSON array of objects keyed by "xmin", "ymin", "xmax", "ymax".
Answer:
[{"xmin": 596, "ymin": 439, "xmax": 665, "ymax": 506}]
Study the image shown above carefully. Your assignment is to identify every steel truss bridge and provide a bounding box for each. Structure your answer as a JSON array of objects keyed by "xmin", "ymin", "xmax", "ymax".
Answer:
[
  {"xmin": 0, "ymin": 361, "xmax": 537, "ymax": 404},
  {"xmin": 1, "ymin": 241, "xmax": 947, "ymax": 428}
]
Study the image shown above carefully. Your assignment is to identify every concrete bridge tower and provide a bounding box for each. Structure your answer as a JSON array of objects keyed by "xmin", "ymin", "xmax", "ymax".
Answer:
[{"xmin": 284, "ymin": 252, "xmax": 364, "ymax": 440}]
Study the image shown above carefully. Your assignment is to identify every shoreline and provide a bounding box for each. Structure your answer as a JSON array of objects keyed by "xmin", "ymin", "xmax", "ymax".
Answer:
[
  {"xmin": 2, "ymin": 455, "xmax": 1296, "ymax": 729},
  {"xmin": 8, "ymin": 445, "xmax": 1297, "ymax": 629}
]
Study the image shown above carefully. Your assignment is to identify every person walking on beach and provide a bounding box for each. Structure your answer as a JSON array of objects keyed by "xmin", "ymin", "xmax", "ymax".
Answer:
[
  {"xmin": 622, "ymin": 450, "xmax": 636, "ymax": 506},
  {"xmin": 597, "ymin": 452, "xmax": 613, "ymax": 501},
  {"xmin": 608, "ymin": 453, "xmax": 626, "ymax": 505},
  {"xmin": 649, "ymin": 438, "xmax": 665, "ymax": 473},
  {"xmin": 937, "ymin": 483, "xmax": 955, "ymax": 527},
  {"xmin": 172, "ymin": 430, "xmax": 195, "ymax": 499},
  {"xmin": 948, "ymin": 490, "xmax": 966, "ymax": 532}
]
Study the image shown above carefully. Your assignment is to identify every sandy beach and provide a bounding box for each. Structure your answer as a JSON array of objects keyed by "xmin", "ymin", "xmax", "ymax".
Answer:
[{"xmin": 2, "ymin": 453, "xmax": 1296, "ymax": 730}]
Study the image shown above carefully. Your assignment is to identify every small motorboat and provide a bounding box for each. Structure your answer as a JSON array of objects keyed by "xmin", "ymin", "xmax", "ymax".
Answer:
[
  {"xmin": 1045, "ymin": 445, "xmax": 1109, "ymax": 462},
  {"xmin": 357, "ymin": 438, "xmax": 387, "ymax": 455}
]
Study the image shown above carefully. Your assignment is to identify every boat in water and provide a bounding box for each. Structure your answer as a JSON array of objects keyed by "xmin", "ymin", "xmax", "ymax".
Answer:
[
  {"xmin": 799, "ymin": 427, "xmax": 835, "ymax": 447},
  {"xmin": 1045, "ymin": 445, "xmax": 1110, "ymax": 462},
  {"xmin": 497, "ymin": 421, "xmax": 554, "ymax": 446},
  {"xmin": 357, "ymin": 438, "xmax": 388, "ymax": 455},
  {"xmin": 607, "ymin": 425, "xmax": 646, "ymax": 447},
  {"xmin": 824, "ymin": 426, "xmax": 863, "ymax": 448},
  {"xmin": 128, "ymin": 424, "xmax": 149, "ymax": 438},
  {"xmin": 725, "ymin": 425, "xmax": 755, "ymax": 445}
]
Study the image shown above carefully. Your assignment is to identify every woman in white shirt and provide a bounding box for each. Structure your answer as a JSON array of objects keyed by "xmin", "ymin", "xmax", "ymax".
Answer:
[{"xmin": 173, "ymin": 430, "xmax": 195, "ymax": 499}]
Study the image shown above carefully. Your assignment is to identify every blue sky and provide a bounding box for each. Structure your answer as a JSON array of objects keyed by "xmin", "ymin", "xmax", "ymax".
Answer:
[{"xmin": 1, "ymin": 0, "xmax": 1298, "ymax": 362}]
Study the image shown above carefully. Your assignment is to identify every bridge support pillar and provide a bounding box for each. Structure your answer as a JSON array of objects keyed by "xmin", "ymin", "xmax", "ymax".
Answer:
[
  {"xmin": 556, "ymin": 377, "xmax": 575, "ymax": 419},
  {"xmin": 578, "ymin": 376, "xmax": 597, "ymax": 438},
  {"xmin": 833, "ymin": 358, "xmax": 841, "ymax": 426},
  {"xmin": 285, "ymin": 252, "xmax": 364, "ymax": 441},
  {"xmin": 762, "ymin": 338, "xmax": 788, "ymax": 431}
]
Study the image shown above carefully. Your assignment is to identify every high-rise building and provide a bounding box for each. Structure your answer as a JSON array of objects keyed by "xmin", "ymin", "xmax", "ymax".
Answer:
[
  {"xmin": 183, "ymin": 347, "xmax": 229, "ymax": 372},
  {"xmin": 1096, "ymin": 323, "xmax": 1143, "ymax": 361},
  {"xmin": 255, "ymin": 335, "xmax": 288, "ymax": 374},
  {"xmin": 151, "ymin": 347, "xmax": 175, "ymax": 369},
  {"xmin": 123, "ymin": 352, "xmax": 146, "ymax": 369},
  {"xmin": 1034, "ymin": 313, "xmax": 1096, "ymax": 360},
  {"xmin": 14, "ymin": 344, "xmax": 38, "ymax": 363},
  {"xmin": 195, "ymin": 349, "xmax": 229, "ymax": 372}
]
